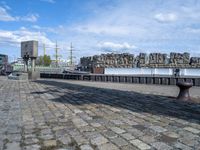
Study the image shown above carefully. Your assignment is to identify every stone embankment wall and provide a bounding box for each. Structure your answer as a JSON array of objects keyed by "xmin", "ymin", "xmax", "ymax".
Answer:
[{"xmin": 80, "ymin": 52, "xmax": 200, "ymax": 72}]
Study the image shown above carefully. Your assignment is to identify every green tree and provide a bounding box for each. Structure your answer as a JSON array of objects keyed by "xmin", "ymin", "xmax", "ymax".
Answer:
[
  {"xmin": 43, "ymin": 55, "xmax": 52, "ymax": 66},
  {"xmin": 36, "ymin": 55, "xmax": 52, "ymax": 66}
]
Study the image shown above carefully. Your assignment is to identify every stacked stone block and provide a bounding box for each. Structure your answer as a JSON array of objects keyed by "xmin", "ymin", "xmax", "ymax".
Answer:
[
  {"xmin": 169, "ymin": 52, "xmax": 190, "ymax": 68},
  {"xmin": 80, "ymin": 52, "xmax": 200, "ymax": 71},
  {"xmin": 190, "ymin": 57, "xmax": 200, "ymax": 67},
  {"xmin": 149, "ymin": 53, "xmax": 168, "ymax": 67},
  {"xmin": 80, "ymin": 53, "xmax": 134, "ymax": 71}
]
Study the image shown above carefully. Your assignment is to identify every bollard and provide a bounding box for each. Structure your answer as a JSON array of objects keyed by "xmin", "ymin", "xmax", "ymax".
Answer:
[{"xmin": 176, "ymin": 82, "xmax": 193, "ymax": 101}]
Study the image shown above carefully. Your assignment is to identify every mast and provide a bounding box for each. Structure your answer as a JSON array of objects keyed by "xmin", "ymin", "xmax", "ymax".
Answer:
[
  {"xmin": 43, "ymin": 43, "xmax": 46, "ymax": 56},
  {"xmin": 55, "ymin": 41, "xmax": 59, "ymax": 67},
  {"xmin": 70, "ymin": 42, "xmax": 73, "ymax": 65}
]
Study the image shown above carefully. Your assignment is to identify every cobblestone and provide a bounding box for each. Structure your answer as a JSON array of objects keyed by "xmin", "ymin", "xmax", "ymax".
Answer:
[
  {"xmin": 90, "ymin": 135, "xmax": 108, "ymax": 146},
  {"xmin": 0, "ymin": 77, "xmax": 199, "ymax": 150},
  {"xmin": 130, "ymin": 139, "xmax": 151, "ymax": 150},
  {"xmin": 151, "ymin": 142, "xmax": 172, "ymax": 150}
]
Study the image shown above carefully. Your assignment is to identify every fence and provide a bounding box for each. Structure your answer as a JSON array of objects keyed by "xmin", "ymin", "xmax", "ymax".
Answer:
[{"xmin": 40, "ymin": 73, "xmax": 200, "ymax": 86}]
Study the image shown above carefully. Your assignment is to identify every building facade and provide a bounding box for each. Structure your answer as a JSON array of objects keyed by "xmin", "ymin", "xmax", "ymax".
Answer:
[{"xmin": 0, "ymin": 54, "xmax": 8, "ymax": 67}]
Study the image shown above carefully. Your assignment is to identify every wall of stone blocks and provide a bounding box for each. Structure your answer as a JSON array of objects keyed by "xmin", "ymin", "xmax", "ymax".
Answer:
[{"xmin": 80, "ymin": 52, "xmax": 200, "ymax": 71}]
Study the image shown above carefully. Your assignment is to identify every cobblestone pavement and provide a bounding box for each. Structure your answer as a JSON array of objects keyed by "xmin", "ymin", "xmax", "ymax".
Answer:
[{"xmin": 0, "ymin": 77, "xmax": 200, "ymax": 150}]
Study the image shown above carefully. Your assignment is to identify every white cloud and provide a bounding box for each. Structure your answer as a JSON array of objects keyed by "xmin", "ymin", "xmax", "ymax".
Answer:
[
  {"xmin": 21, "ymin": 14, "xmax": 39, "ymax": 22},
  {"xmin": 0, "ymin": 6, "xmax": 16, "ymax": 21},
  {"xmin": 74, "ymin": 24, "xmax": 131, "ymax": 36},
  {"xmin": 154, "ymin": 13, "xmax": 178, "ymax": 23},
  {"xmin": 40, "ymin": 0, "xmax": 55, "ymax": 4},
  {"xmin": 1, "ymin": 1, "xmax": 11, "ymax": 10},
  {"xmin": 185, "ymin": 27, "xmax": 200, "ymax": 34},
  {"xmin": 0, "ymin": 28, "xmax": 54, "ymax": 48},
  {"xmin": 32, "ymin": 25, "xmax": 62, "ymax": 33},
  {"xmin": 98, "ymin": 42, "xmax": 137, "ymax": 51},
  {"xmin": 32, "ymin": 25, "xmax": 41, "ymax": 29},
  {"xmin": 0, "ymin": 5, "xmax": 39, "ymax": 22}
]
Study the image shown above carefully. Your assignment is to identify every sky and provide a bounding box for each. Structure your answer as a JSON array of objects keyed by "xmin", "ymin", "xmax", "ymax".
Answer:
[{"xmin": 0, "ymin": 0, "xmax": 200, "ymax": 62}]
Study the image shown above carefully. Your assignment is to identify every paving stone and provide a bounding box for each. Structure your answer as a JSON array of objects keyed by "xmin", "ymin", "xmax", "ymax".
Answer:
[
  {"xmin": 90, "ymin": 135, "xmax": 108, "ymax": 146},
  {"xmin": 24, "ymin": 138, "xmax": 39, "ymax": 145},
  {"xmin": 151, "ymin": 142, "xmax": 172, "ymax": 150},
  {"xmin": 79, "ymin": 126, "xmax": 95, "ymax": 132},
  {"xmin": 130, "ymin": 139, "xmax": 151, "ymax": 150},
  {"xmin": 0, "ymin": 140, "xmax": 3, "ymax": 150},
  {"xmin": 174, "ymin": 142, "xmax": 193, "ymax": 150},
  {"xmin": 43, "ymin": 140, "xmax": 57, "ymax": 147},
  {"xmin": 73, "ymin": 135, "xmax": 89, "ymax": 146},
  {"xmin": 126, "ymin": 128, "xmax": 144, "ymax": 137},
  {"xmin": 72, "ymin": 118, "xmax": 88, "ymax": 128},
  {"xmin": 111, "ymin": 137, "xmax": 128, "ymax": 147},
  {"xmin": 73, "ymin": 109, "xmax": 83, "ymax": 114},
  {"xmin": 121, "ymin": 133, "xmax": 135, "ymax": 140},
  {"xmin": 111, "ymin": 120, "xmax": 124, "ymax": 125},
  {"xmin": 90, "ymin": 122, "xmax": 101, "ymax": 127},
  {"xmin": 5, "ymin": 142, "xmax": 21, "ymax": 150},
  {"xmin": 110, "ymin": 127, "xmax": 125, "ymax": 134},
  {"xmin": 139, "ymin": 135, "xmax": 156, "ymax": 144},
  {"xmin": 6, "ymin": 134, "xmax": 21, "ymax": 142},
  {"xmin": 184, "ymin": 127, "xmax": 200, "ymax": 134},
  {"xmin": 158, "ymin": 134, "xmax": 177, "ymax": 143},
  {"xmin": 80, "ymin": 144, "xmax": 94, "ymax": 150},
  {"xmin": 40, "ymin": 134, "xmax": 54, "ymax": 140},
  {"xmin": 179, "ymin": 137, "xmax": 199, "ymax": 147},
  {"xmin": 97, "ymin": 143, "xmax": 119, "ymax": 150},
  {"xmin": 149, "ymin": 126, "xmax": 167, "ymax": 133},
  {"xmin": 163, "ymin": 132, "xmax": 179, "ymax": 138},
  {"xmin": 24, "ymin": 144, "xmax": 41, "ymax": 150},
  {"xmin": 121, "ymin": 145, "xmax": 139, "ymax": 150},
  {"xmin": 58, "ymin": 135, "xmax": 72, "ymax": 145},
  {"xmin": 103, "ymin": 130, "xmax": 118, "ymax": 139}
]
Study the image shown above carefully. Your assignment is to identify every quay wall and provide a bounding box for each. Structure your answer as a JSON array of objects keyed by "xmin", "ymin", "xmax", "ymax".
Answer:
[{"xmin": 40, "ymin": 73, "xmax": 200, "ymax": 86}]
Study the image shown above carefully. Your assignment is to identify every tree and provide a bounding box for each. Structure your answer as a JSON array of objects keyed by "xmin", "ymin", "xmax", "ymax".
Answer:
[{"xmin": 36, "ymin": 55, "xmax": 52, "ymax": 66}]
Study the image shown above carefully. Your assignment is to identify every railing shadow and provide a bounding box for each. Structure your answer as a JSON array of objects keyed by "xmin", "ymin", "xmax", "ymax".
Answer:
[{"xmin": 33, "ymin": 80, "xmax": 200, "ymax": 124}]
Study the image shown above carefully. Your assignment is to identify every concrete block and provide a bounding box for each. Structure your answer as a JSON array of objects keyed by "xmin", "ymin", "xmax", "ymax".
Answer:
[{"xmin": 28, "ymin": 71, "xmax": 40, "ymax": 80}]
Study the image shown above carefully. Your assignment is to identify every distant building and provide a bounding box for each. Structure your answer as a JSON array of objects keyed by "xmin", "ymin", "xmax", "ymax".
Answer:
[
  {"xmin": 11, "ymin": 57, "xmax": 26, "ymax": 72},
  {"xmin": 0, "ymin": 54, "xmax": 12, "ymax": 74},
  {"xmin": 0, "ymin": 54, "xmax": 8, "ymax": 67}
]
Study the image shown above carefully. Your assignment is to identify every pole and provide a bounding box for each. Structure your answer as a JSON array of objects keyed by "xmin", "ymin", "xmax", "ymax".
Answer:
[
  {"xmin": 43, "ymin": 43, "xmax": 46, "ymax": 56},
  {"xmin": 43, "ymin": 43, "xmax": 46, "ymax": 66},
  {"xmin": 31, "ymin": 58, "xmax": 35, "ymax": 72},
  {"xmin": 70, "ymin": 42, "xmax": 73, "ymax": 65},
  {"xmin": 55, "ymin": 41, "xmax": 58, "ymax": 67}
]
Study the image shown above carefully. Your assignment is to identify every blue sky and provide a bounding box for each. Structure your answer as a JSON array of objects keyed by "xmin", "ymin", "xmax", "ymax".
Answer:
[{"xmin": 0, "ymin": 0, "xmax": 200, "ymax": 62}]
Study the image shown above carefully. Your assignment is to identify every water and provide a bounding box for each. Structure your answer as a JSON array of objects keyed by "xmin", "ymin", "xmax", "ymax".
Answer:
[{"xmin": 105, "ymin": 68, "xmax": 200, "ymax": 77}]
